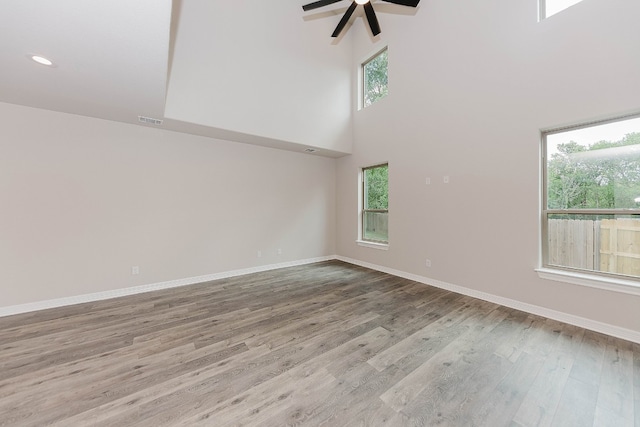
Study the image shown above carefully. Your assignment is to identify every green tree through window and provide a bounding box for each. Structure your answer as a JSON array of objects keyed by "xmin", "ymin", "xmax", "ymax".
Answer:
[
  {"xmin": 547, "ymin": 132, "xmax": 640, "ymax": 209},
  {"xmin": 362, "ymin": 164, "xmax": 388, "ymax": 243},
  {"xmin": 363, "ymin": 48, "xmax": 388, "ymax": 108},
  {"xmin": 542, "ymin": 116, "xmax": 640, "ymax": 280}
]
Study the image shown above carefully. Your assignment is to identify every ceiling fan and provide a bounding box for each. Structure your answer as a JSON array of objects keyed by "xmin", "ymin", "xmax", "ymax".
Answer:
[{"xmin": 302, "ymin": 0, "xmax": 420, "ymax": 38}]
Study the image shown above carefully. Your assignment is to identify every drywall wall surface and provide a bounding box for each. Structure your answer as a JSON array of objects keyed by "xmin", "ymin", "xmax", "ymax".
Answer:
[
  {"xmin": 336, "ymin": 0, "xmax": 640, "ymax": 332},
  {"xmin": 165, "ymin": 0, "xmax": 353, "ymax": 153},
  {"xmin": 0, "ymin": 102, "xmax": 336, "ymax": 307}
]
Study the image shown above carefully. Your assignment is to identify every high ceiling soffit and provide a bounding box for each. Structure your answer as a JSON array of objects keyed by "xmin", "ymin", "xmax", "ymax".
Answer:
[{"xmin": 0, "ymin": 0, "xmax": 351, "ymax": 158}]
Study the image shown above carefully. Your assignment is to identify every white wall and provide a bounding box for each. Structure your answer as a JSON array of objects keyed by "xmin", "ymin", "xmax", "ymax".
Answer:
[
  {"xmin": 336, "ymin": 0, "xmax": 640, "ymax": 332},
  {"xmin": 3, "ymin": 0, "xmax": 640, "ymax": 337},
  {"xmin": 165, "ymin": 0, "xmax": 353, "ymax": 154},
  {"xmin": 0, "ymin": 102, "xmax": 336, "ymax": 307}
]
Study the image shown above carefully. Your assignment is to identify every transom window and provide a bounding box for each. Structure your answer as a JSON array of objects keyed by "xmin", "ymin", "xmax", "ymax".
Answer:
[
  {"xmin": 362, "ymin": 48, "xmax": 388, "ymax": 109},
  {"xmin": 362, "ymin": 163, "xmax": 389, "ymax": 244},
  {"xmin": 540, "ymin": 0, "xmax": 585, "ymax": 19},
  {"xmin": 542, "ymin": 115, "xmax": 640, "ymax": 280}
]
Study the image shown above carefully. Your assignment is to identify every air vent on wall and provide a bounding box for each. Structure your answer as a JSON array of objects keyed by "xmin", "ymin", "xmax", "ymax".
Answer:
[{"xmin": 138, "ymin": 116, "xmax": 163, "ymax": 125}]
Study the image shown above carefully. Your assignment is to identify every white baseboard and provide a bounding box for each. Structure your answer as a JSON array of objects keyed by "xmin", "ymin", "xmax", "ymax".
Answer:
[
  {"xmin": 3, "ymin": 255, "xmax": 639, "ymax": 345},
  {"xmin": 336, "ymin": 256, "xmax": 640, "ymax": 344},
  {"xmin": 0, "ymin": 256, "xmax": 334, "ymax": 318}
]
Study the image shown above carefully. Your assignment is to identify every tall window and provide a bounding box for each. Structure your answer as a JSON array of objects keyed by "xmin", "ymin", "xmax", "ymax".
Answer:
[
  {"xmin": 362, "ymin": 163, "xmax": 389, "ymax": 244},
  {"xmin": 542, "ymin": 115, "xmax": 640, "ymax": 280},
  {"xmin": 362, "ymin": 48, "xmax": 388, "ymax": 108},
  {"xmin": 540, "ymin": 0, "xmax": 584, "ymax": 19}
]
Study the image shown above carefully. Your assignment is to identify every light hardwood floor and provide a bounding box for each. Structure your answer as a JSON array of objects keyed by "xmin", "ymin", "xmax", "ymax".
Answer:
[{"xmin": 1, "ymin": 260, "xmax": 638, "ymax": 426}]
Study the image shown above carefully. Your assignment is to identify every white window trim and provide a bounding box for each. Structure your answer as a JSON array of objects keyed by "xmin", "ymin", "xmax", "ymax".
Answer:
[
  {"xmin": 356, "ymin": 240, "xmax": 389, "ymax": 251},
  {"xmin": 358, "ymin": 162, "xmax": 389, "ymax": 247},
  {"xmin": 536, "ymin": 268, "xmax": 640, "ymax": 297},
  {"xmin": 359, "ymin": 45, "xmax": 388, "ymax": 110},
  {"xmin": 539, "ymin": 111, "xmax": 640, "ymax": 296}
]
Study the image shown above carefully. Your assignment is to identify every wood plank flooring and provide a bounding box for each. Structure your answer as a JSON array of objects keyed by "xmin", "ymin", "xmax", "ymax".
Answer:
[{"xmin": 1, "ymin": 260, "xmax": 638, "ymax": 426}]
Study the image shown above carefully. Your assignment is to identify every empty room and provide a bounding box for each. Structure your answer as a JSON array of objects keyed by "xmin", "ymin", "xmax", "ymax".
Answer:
[{"xmin": 1, "ymin": 0, "xmax": 639, "ymax": 425}]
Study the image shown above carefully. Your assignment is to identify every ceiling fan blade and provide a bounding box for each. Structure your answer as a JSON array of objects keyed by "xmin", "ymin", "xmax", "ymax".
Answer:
[
  {"xmin": 381, "ymin": 0, "xmax": 420, "ymax": 6},
  {"xmin": 302, "ymin": 0, "xmax": 343, "ymax": 12},
  {"xmin": 363, "ymin": 2, "xmax": 381, "ymax": 36},
  {"xmin": 331, "ymin": 1, "xmax": 358, "ymax": 37}
]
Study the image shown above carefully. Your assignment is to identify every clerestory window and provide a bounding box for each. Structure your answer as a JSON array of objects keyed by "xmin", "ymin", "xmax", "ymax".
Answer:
[
  {"xmin": 540, "ymin": 0, "xmax": 585, "ymax": 20},
  {"xmin": 362, "ymin": 48, "xmax": 388, "ymax": 109}
]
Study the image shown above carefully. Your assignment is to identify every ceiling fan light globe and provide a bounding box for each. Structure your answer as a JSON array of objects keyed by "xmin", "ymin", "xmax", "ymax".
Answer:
[{"xmin": 355, "ymin": 0, "xmax": 369, "ymax": 4}]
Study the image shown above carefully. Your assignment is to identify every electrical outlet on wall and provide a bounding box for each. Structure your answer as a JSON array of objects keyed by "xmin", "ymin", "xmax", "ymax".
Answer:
[
  {"xmin": 132, "ymin": 266, "xmax": 140, "ymax": 275},
  {"xmin": 257, "ymin": 250, "xmax": 262, "ymax": 258},
  {"xmin": 425, "ymin": 259, "xmax": 431, "ymax": 268}
]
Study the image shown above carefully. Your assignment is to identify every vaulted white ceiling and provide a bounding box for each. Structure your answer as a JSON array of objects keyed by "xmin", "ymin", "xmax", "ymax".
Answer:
[{"xmin": 0, "ymin": 0, "xmax": 354, "ymax": 157}]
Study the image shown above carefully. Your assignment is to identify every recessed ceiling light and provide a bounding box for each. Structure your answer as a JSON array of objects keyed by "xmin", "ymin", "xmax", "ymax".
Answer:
[{"xmin": 29, "ymin": 55, "xmax": 56, "ymax": 67}]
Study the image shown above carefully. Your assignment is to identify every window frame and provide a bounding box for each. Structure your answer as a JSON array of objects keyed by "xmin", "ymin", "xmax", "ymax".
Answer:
[
  {"xmin": 539, "ymin": 0, "xmax": 584, "ymax": 20},
  {"xmin": 540, "ymin": 113, "xmax": 640, "ymax": 293},
  {"xmin": 358, "ymin": 163, "xmax": 389, "ymax": 249},
  {"xmin": 361, "ymin": 47, "xmax": 388, "ymax": 110}
]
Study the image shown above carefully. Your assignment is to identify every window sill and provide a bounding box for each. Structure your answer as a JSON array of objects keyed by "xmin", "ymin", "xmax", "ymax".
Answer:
[
  {"xmin": 536, "ymin": 267, "xmax": 640, "ymax": 297},
  {"xmin": 356, "ymin": 240, "xmax": 389, "ymax": 251}
]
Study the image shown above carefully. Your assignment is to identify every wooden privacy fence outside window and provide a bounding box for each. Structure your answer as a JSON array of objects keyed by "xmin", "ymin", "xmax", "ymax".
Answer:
[
  {"xmin": 363, "ymin": 212, "xmax": 388, "ymax": 238},
  {"xmin": 548, "ymin": 218, "xmax": 640, "ymax": 278}
]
